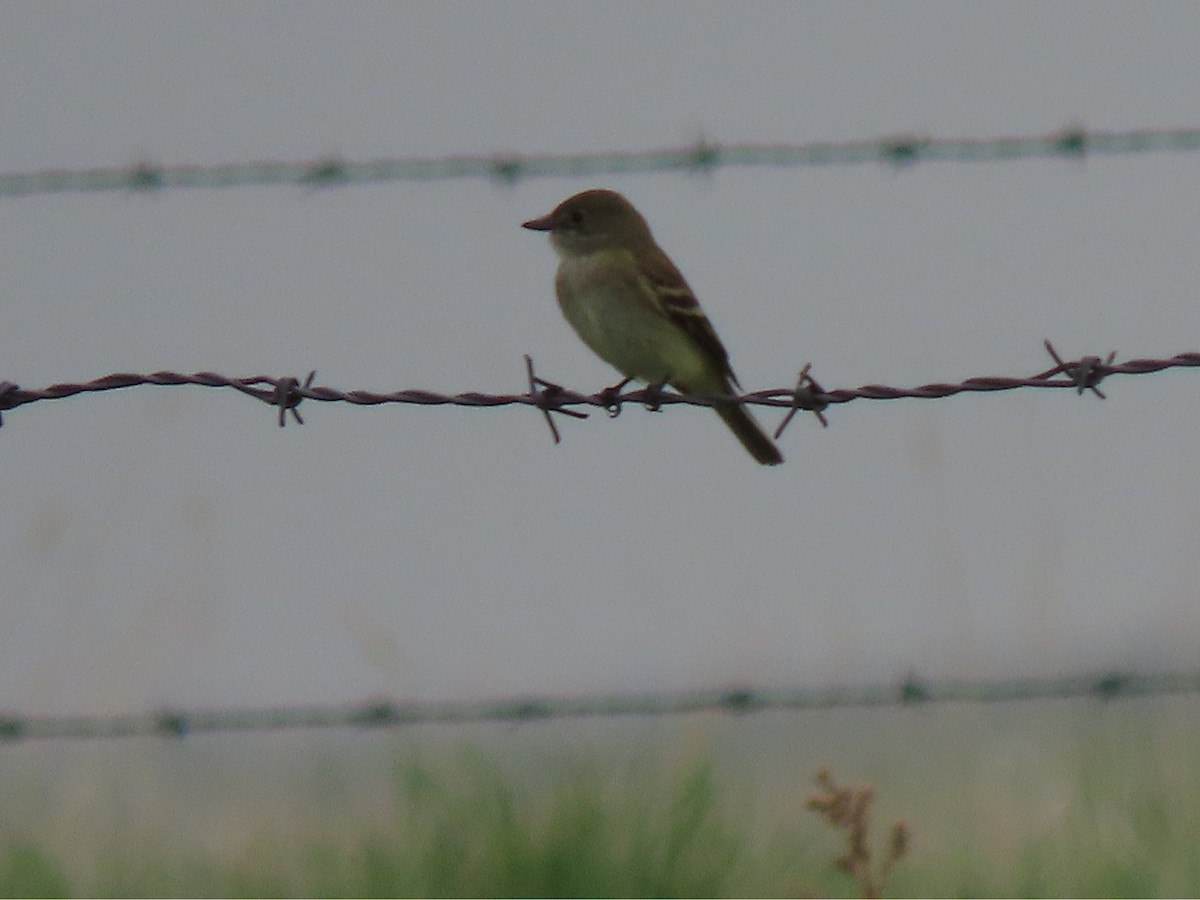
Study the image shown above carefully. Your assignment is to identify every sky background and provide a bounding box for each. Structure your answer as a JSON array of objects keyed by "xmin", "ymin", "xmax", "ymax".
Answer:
[{"xmin": 2, "ymin": 1, "xmax": 1199, "ymax": 717}]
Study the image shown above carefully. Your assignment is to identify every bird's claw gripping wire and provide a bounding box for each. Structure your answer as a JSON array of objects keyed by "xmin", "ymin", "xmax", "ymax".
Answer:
[
  {"xmin": 638, "ymin": 379, "xmax": 671, "ymax": 413},
  {"xmin": 598, "ymin": 377, "xmax": 633, "ymax": 418}
]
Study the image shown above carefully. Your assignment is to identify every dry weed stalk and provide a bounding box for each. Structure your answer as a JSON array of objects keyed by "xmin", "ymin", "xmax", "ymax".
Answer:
[{"xmin": 806, "ymin": 767, "xmax": 910, "ymax": 899}]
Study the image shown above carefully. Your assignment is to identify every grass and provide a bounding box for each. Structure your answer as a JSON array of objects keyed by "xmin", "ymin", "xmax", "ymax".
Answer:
[
  {"xmin": 83, "ymin": 758, "xmax": 784, "ymax": 898},
  {"xmin": 2, "ymin": 697, "xmax": 1200, "ymax": 896}
]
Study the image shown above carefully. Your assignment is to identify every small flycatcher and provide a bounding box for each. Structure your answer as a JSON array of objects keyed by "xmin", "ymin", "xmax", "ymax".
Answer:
[{"xmin": 523, "ymin": 189, "xmax": 783, "ymax": 465}]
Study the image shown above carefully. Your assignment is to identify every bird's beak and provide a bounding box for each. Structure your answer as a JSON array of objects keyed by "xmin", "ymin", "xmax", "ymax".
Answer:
[{"xmin": 521, "ymin": 213, "xmax": 554, "ymax": 232}]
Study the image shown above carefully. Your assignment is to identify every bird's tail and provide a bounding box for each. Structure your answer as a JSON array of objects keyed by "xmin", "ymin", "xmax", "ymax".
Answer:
[{"xmin": 715, "ymin": 400, "xmax": 784, "ymax": 466}]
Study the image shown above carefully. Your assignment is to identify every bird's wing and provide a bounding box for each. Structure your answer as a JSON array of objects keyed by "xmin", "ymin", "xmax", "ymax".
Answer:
[{"xmin": 635, "ymin": 247, "xmax": 739, "ymax": 388}]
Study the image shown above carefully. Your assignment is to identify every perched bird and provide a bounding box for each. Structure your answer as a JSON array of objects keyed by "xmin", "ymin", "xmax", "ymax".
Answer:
[{"xmin": 522, "ymin": 189, "xmax": 783, "ymax": 465}]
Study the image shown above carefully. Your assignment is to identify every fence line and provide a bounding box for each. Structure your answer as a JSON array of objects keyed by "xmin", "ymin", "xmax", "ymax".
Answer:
[
  {"xmin": 3, "ymin": 125, "xmax": 1199, "ymax": 199},
  {"xmin": 2, "ymin": 343, "xmax": 1197, "ymax": 439},
  {"xmin": 1, "ymin": 669, "xmax": 1195, "ymax": 744}
]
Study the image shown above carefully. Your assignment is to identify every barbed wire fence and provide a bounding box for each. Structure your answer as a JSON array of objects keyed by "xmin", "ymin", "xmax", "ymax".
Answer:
[
  {"xmin": 1, "ymin": 343, "xmax": 1197, "ymax": 439},
  {"xmin": 2, "ymin": 669, "xmax": 1197, "ymax": 744},
  {"xmin": 6, "ymin": 125, "xmax": 1200, "ymax": 744},
  {"xmin": 3, "ymin": 124, "xmax": 1200, "ymax": 199}
]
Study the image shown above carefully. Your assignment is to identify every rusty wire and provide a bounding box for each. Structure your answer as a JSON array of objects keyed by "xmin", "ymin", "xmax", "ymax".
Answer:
[{"xmin": 1, "ymin": 342, "xmax": 1198, "ymax": 438}]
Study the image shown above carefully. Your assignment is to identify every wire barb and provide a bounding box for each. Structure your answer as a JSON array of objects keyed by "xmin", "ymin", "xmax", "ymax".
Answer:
[
  {"xmin": 524, "ymin": 355, "xmax": 588, "ymax": 444},
  {"xmin": 272, "ymin": 370, "xmax": 316, "ymax": 426},
  {"xmin": 775, "ymin": 363, "xmax": 829, "ymax": 439},
  {"xmin": 301, "ymin": 157, "xmax": 348, "ymax": 187},
  {"xmin": 128, "ymin": 161, "xmax": 164, "ymax": 191},
  {"xmin": 1042, "ymin": 340, "xmax": 1116, "ymax": 398}
]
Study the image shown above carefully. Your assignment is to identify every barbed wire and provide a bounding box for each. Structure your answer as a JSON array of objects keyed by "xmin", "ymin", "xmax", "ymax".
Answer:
[
  {"xmin": 1, "ymin": 343, "xmax": 1197, "ymax": 439},
  {"xmin": 3, "ymin": 124, "xmax": 1200, "ymax": 199},
  {"xmin": 0, "ymin": 669, "xmax": 1195, "ymax": 744}
]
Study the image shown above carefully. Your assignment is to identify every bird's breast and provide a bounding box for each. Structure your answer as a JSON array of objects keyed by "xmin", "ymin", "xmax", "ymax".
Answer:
[{"xmin": 553, "ymin": 252, "xmax": 716, "ymax": 388}]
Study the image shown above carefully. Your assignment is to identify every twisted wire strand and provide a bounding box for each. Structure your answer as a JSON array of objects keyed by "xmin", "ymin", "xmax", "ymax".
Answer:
[{"xmin": 1, "ymin": 344, "xmax": 1196, "ymax": 434}]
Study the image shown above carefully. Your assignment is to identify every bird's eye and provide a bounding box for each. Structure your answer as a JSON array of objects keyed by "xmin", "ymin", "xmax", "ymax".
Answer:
[{"xmin": 568, "ymin": 209, "xmax": 584, "ymax": 226}]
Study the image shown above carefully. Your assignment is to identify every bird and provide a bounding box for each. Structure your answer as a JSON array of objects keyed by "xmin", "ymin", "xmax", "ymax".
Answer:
[{"xmin": 522, "ymin": 189, "xmax": 783, "ymax": 465}]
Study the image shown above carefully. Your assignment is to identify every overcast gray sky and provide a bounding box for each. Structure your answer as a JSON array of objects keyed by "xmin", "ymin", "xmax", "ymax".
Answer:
[{"xmin": 2, "ymin": 1, "xmax": 1199, "ymax": 716}]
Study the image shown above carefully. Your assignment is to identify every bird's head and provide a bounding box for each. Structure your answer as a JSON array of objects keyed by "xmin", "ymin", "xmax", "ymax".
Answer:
[{"xmin": 522, "ymin": 189, "xmax": 654, "ymax": 256}]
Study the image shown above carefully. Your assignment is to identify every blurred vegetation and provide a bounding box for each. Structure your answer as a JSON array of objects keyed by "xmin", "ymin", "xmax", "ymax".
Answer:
[{"xmin": 3, "ymin": 698, "xmax": 1200, "ymax": 897}]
